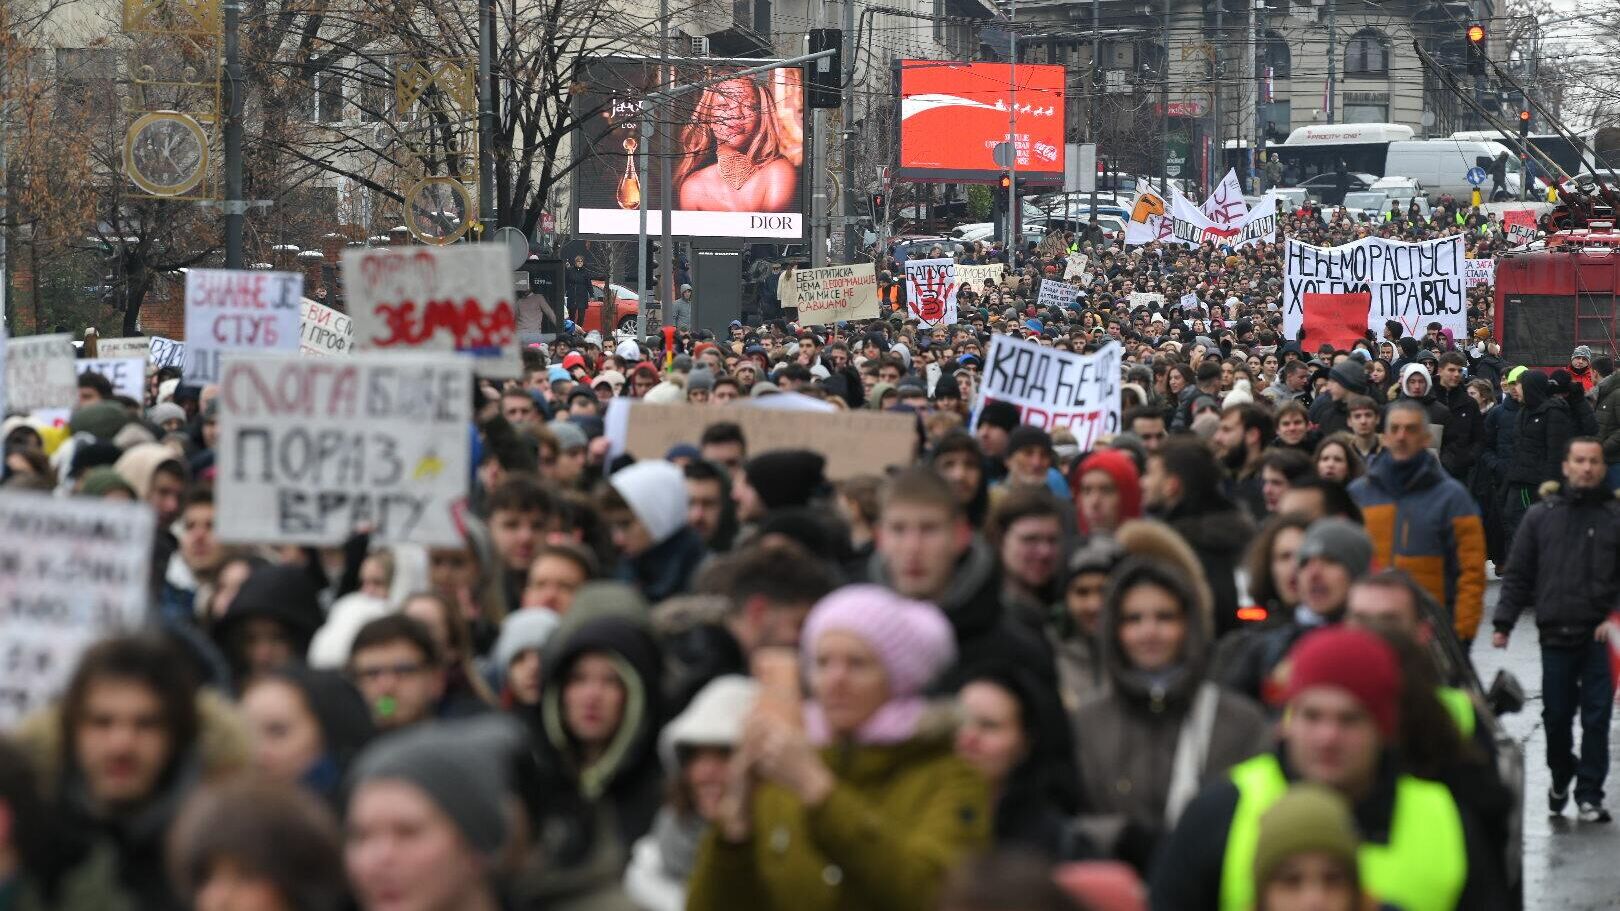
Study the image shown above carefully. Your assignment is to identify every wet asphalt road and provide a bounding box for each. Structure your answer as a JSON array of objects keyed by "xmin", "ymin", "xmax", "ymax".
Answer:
[{"xmin": 1472, "ymin": 579, "xmax": 1620, "ymax": 910}]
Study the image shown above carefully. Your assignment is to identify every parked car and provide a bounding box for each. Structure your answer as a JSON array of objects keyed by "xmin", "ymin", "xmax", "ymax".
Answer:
[
  {"xmin": 583, "ymin": 280, "xmax": 641, "ymax": 336},
  {"xmin": 1297, "ymin": 171, "xmax": 1379, "ymax": 205}
]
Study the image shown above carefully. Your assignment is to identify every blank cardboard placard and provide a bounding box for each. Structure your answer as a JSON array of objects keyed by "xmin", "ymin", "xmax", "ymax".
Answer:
[{"xmin": 619, "ymin": 402, "xmax": 916, "ymax": 480}]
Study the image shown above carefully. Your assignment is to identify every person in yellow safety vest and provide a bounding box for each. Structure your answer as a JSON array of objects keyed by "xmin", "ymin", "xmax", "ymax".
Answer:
[
  {"xmin": 1147, "ymin": 626, "xmax": 1511, "ymax": 911},
  {"xmin": 1250, "ymin": 784, "xmax": 1386, "ymax": 911}
]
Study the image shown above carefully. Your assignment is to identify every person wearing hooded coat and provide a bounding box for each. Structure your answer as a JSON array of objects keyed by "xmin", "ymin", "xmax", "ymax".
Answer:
[
  {"xmin": 605, "ymin": 461, "xmax": 706, "ymax": 603},
  {"xmin": 1071, "ymin": 552, "xmax": 1269, "ymax": 875},
  {"xmin": 209, "ymin": 564, "xmax": 325, "ymax": 689},
  {"xmin": 237, "ymin": 666, "xmax": 376, "ymax": 811},
  {"xmin": 1393, "ymin": 364, "xmax": 1452, "ymax": 446},
  {"xmin": 1503, "ymin": 370, "xmax": 1574, "ymax": 547},
  {"xmin": 518, "ymin": 585, "xmax": 665, "ymax": 911}
]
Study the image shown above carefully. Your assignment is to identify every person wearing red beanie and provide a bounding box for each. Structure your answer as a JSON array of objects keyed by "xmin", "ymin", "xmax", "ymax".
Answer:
[
  {"xmin": 1069, "ymin": 448, "xmax": 1143, "ymax": 537},
  {"xmin": 1149, "ymin": 624, "xmax": 1512, "ymax": 911}
]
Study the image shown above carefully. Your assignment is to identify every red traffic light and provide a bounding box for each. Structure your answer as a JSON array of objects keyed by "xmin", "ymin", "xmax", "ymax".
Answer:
[
  {"xmin": 1466, "ymin": 23, "xmax": 1485, "ymax": 43},
  {"xmin": 1518, "ymin": 109, "xmax": 1531, "ymax": 122}
]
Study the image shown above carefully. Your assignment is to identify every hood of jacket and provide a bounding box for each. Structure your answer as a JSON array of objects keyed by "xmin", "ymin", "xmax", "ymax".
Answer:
[
  {"xmin": 1520, "ymin": 370, "xmax": 1553, "ymax": 411},
  {"xmin": 210, "ymin": 564, "xmax": 325, "ymax": 665},
  {"xmin": 540, "ymin": 611, "xmax": 664, "ymax": 800},
  {"xmin": 1096, "ymin": 558, "xmax": 1212, "ymax": 709},
  {"xmin": 113, "ymin": 442, "xmax": 184, "ymax": 500},
  {"xmin": 1395, "ymin": 363, "xmax": 1435, "ymax": 403}
]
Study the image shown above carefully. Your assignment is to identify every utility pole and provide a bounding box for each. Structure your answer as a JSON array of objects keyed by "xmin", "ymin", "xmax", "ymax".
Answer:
[
  {"xmin": 809, "ymin": 31, "xmax": 825, "ymax": 267},
  {"xmin": 657, "ymin": 0, "xmax": 673, "ymax": 332},
  {"xmin": 1248, "ymin": 0, "xmax": 1259, "ymax": 191},
  {"xmin": 1089, "ymin": 0, "xmax": 1099, "ymax": 215},
  {"xmin": 1324, "ymin": 0, "xmax": 1336, "ymax": 125},
  {"xmin": 1, "ymin": 39, "xmax": 9, "ymax": 325},
  {"xmin": 1213, "ymin": 0, "xmax": 1222, "ymax": 191},
  {"xmin": 1006, "ymin": 0, "xmax": 1017, "ymax": 268},
  {"xmin": 635, "ymin": 102, "xmax": 650, "ymax": 337},
  {"xmin": 478, "ymin": 0, "xmax": 495, "ymax": 234},
  {"xmin": 1160, "ymin": 0, "xmax": 1170, "ymax": 196},
  {"xmin": 223, "ymin": 0, "xmax": 245, "ymax": 268},
  {"xmin": 840, "ymin": 0, "xmax": 857, "ymax": 264}
]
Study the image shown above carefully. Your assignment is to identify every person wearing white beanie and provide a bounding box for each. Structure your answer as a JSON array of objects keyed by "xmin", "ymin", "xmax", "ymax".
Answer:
[{"xmin": 605, "ymin": 460, "xmax": 705, "ymax": 600}]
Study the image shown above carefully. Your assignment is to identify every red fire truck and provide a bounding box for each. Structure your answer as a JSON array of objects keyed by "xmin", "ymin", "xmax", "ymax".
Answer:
[{"xmin": 1494, "ymin": 226, "xmax": 1620, "ymax": 368}]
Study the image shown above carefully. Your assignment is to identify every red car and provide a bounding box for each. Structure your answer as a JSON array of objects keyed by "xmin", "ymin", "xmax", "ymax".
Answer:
[{"xmin": 582, "ymin": 280, "xmax": 641, "ymax": 335}]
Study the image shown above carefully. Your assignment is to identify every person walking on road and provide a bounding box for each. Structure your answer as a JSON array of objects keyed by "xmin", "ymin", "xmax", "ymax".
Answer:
[{"xmin": 1492, "ymin": 436, "xmax": 1618, "ymax": 824}]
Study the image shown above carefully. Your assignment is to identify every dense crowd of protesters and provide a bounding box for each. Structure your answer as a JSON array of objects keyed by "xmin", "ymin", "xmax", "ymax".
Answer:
[{"xmin": 0, "ymin": 196, "xmax": 1614, "ymax": 911}]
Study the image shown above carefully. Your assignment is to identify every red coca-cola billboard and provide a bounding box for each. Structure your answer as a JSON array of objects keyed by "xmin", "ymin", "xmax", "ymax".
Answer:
[{"xmin": 896, "ymin": 60, "xmax": 1066, "ymax": 184}]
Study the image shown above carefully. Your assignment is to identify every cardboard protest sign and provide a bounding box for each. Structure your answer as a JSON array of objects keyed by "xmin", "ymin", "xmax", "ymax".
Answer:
[
  {"xmin": 1503, "ymin": 210, "xmax": 1537, "ymax": 246},
  {"xmin": 605, "ymin": 400, "xmax": 916, "ymax": 481},
  {"xmin": 184, "ymin": 269, "xmax": 303, "ymax": 383},
  {"xmin": 76, "ymin": 358, "xmax": 146, "ymax": 400},
  {"xmin": 783, "ymin": 264, "xmax": 881, "ymax": 325},
  {"xmin": 4, "ymin": 334, "xmax": 76, "ymax": 413},
  {"xmin": 904, "ymin": 257, "xmax": 958, "ymax": 329},
  {"xmin": 1302, "ymin": 292, "xmax": 1373, "ymax": 351},
  {"xmin": 1283, "ymin": 235, "xmax": 1466, "ymax": 341},
  {"xmin": 0, "ymin": 492, "xmax": 154, "ymax": 727},
  {"xmin": 955, "ymin": 263, "xmax": 1004, "ymax": 288},
  {"xmin": 1064, "ymin": 253, "xmax": 1089, "ymax": 279},
  {"xmin": 1169, "ymin": 187, "xmax": 1277, "ymax": 249},
  {"xmin": 300, "ymin": 298, "xmax": 355, "ymax": 356},
  {"xmin": 343, "ymin": 245, "xmax": 520, "ymax": 378},
  {"xmin": 1465, "ymin": 258, "xmax": 1495, "ymax": 287},
  {"xmin": 1036, "ymin": 279, "xmax": 1079, "ymax": 310},
  {"xmin": 150, "ymin": 336, "xmax": 187, "ymax": 369},
  {"xmin": 973, "ymin": 335, "xmax": 1122, "ymax": 449},
  {"xmin": 96, "ymin": 337, "xmax": 151, "ymax": 361},
  {"xmin": 1179, "ymin": 292, "xmax": 1201, "ymax": 311},
  {"xmin": 1128, "ymin": 292, "xmax": 1165, "ymax": 310},
  {"xmin": 215, "ymin": 353, "xmax": 472, "ymax": 546}
]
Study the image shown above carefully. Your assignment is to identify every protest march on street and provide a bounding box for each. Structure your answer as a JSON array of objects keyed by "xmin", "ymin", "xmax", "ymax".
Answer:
[{"xmin": 5, "ymin": 187, "xmax": 1620, "ymax": 911}]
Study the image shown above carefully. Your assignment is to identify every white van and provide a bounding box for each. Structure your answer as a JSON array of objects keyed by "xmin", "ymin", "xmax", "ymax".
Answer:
[{"xmin": 1383, "ymin": 140, "xmax": 1522, "ymax": 203}]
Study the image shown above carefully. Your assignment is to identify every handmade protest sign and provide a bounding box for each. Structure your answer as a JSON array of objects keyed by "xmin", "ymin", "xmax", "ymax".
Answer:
[
  {"xmin": 1283, "ymin": 235, "xmax": 1466, "ymax": 341},
  {"xmin": 783, "ymin": 264, "xmax": 880, "ymax": 325},
  {"xmin": 1124, "ymin": 188, "xmax": 1170, "ymax": 245},
  {"xmin": 1179, "ymin": 292, "xmax": 1201, "ymax": 311},
  {"xmin": 1503, "ymin": 210, "xmax": 1537, "ymax": 246},
  {"xmin": 1128, "ymin": 292, "xmax": 1165, "ymax": 310},
  {"xmin": 955, "ymin": 263, "xmax": 1004, "ymax": 289},
  {"xmin": 215, "ymin": 353, "xmax": 472, "ymax": 546},
  {"xmin": 1302, "ymin": 292, "xmax": 1373, "ymax": 351},
  {"xmin": 1202, "ymin": 169, "xmax": 1250, "ymax": 226},
  {"xmin": 1170, "ymin": 187, "xmax": 1276, "ymax": 249},
  {"xmin": 4, "ymin": 334, "xmax": 76, "ymax": 413},
  {"xmin": 343, "ymin": 245, "xmax": 520, "ymax": 378},
  {"xmin": 0, "ymin": 492, "xmax": 154, "ymax": 727},
  {"xmin": 605, "ymin": 400, "xmax": 916, "ymax": 481},
  {"xmin": 1064, "ymin": 253, "xmax": 1089, "ymax": 279},
  {"xmin": 904, "ymin": 257, "xmax": 958, "ymax": 328},
  {"xmin": 974, "ymin": 336, "xmax": 1122, "ymax": 449},
  {"xmin": 96, "ymin": 337, "xmax": 152, "ymax": 360},
  {"xmin": 76, "ymin": 358, "xmax": 146, "ymax": 400},
  {"xmin": 184, "ymin": 269, "xmax": 303, "ymax": 383},
  {"xmin": 150, "ymin": 337, "xmax": 187, "ymax": 369},
  {"xmin": 1465, "ymin": 259, "xmax": 1495, "ymax": 287},
  {"xmin": 300, "ymin": 298, "xmax": 355, "ymax": 356},
  {"xmin": 1037, "ymin": 279, "xmax": 1079, "ymax": 310}
]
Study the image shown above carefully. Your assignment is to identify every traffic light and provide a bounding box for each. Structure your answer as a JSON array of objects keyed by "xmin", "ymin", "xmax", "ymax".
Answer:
[
  {"xmin": 1518, "ymin": 108, "xmax": 1532, "ymax": 137},
  {"xmin": 1466, "ymin": 23, "xmax": 1486, "ymax": 75},
  {"xmin": 868, "ymin": 192, "xmax": 885, "ymax": 216},
  {"xmin": 998, "ymin": 173, "xmax": 1012, "ymax": 192}
]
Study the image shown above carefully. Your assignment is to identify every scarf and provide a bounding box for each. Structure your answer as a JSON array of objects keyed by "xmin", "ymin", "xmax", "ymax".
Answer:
[
  {"xmin": 652, "ymin": 806, "xmax": 705, "ymax": 880},
  {"xmin": 803, "ymin": 697, "xmax": 927, "ymax": 747}
]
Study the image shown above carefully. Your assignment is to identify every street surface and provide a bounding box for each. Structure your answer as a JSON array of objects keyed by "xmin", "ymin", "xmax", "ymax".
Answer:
[{"xmin": 1474, "ymin": 579, "xmax": 1620, "ymax": 909}]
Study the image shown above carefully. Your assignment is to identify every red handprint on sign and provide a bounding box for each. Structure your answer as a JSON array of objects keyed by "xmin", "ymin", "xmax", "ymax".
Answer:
[{"xmin": 907, "ymin": 265, "xmax": 955, "ymax": 324}]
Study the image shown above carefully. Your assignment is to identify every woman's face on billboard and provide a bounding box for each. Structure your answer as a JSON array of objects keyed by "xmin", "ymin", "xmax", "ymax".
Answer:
[{"xmin": 709, "ymin": 79, "xmax": 760, "ymax": 149}]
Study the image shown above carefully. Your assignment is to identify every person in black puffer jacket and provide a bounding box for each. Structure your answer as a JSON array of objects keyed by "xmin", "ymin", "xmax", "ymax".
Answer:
[
  {"xmin": 1503, "ymin": 370, "xmax": 1573, "ymax": 553},
  {"xmin": 1475, "ymin": 372, "xmax": 1522, "ymax": 564}
]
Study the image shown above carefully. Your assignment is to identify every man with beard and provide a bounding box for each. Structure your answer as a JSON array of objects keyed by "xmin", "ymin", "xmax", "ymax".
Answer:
[{"xmin": 1213, "ymin": 403, "xmax": 1274, "ymax": 520}]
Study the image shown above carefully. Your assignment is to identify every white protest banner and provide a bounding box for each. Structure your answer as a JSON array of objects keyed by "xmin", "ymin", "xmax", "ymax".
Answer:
[
  {"xmin": 1064, "ymin": 253, "xmax": 1089, "ymax": 279},
  {"xmin": 150, "ymin": 336, "xmax": 187, "ymax": 369},
  {"xmin": 956, "ymin": 263, "xmax": 1004, "ymax": 288},
  {"xmin": 784, "ymin": 263, "xmax": 881, "ymax": 325},
  {"xmin": 1169, "ymin": 187, "xmax": 1276, "ymax": 249},
  {"xmin": 1201, "ymin": 168, "xmax": 1250, "ymax": 226},
  {"xmin": 973, "ymin": 336, "xmax": 1123, "ymax": 449},
  {"xmin": 216, "ymin": 353, "xmax": 472, "ymax": 546},
  {"xmin": 1037, "ymin": 279, "xmax": 1079, "ymax": 310},
  {"xmin": 1128, "ymin": 292, "xmax": 1165, "ymax": 310},
  {"xmin": 1465, "ymin": 258, "xmax": 1495, "ymax": 287},
  {"xmin": 76, "ymin": 358, "xmax": 146, "ymax": 400},
  {"xmin": 1124, "ymin": 187, "xmax": 1171, "ymax": 245},
  {"xmin": 343, "ymin": 245, "xmax": 520, "ymax": 378},
  {"xmin": 0, "ymin": 492, "xmax": 154, "ymax": 727},
  {"xmin": 184, "ymin": 269, "xmax": 303, "ymax": 384},
  {"xmin": 903, "ymin": 257, "xmax": 958, "ymax": 329},
  {"xmin": 96, "ymin": 336, "xmax": 152, "ymax": 361},
  {"xmin": 1283, "ymin": 235, "xmax": 1467, "ymax": 341},
  {"xmin": 300, "ymin": 297, "xmax": 355, "ymax": 356},
  {"xmin": 1179, "ymin": 292, "xmax": 1202, "ymax": 311},
  {"xmin": 4, "ymin": 334, "xmax": 76, "ymax": 413}
]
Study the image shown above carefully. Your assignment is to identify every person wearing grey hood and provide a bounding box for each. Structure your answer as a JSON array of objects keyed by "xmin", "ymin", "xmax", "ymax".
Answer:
[
  {"xmin": 1072, "ymin": 556, "xmax": 1269, "ymax": 873},
  {"xmin": 347, "ymin": 716, "xmax": 527, "ymax": 911}
]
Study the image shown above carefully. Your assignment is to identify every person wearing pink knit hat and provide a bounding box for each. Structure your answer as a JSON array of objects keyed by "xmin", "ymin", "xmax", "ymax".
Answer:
[{"xmin": 686, "ymin": 584, "xmax": 990, "ymax": 911}]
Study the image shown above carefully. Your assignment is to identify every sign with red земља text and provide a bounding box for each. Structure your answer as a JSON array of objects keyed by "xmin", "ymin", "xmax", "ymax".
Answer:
[
  {"xmin": 183, "ymin": 269, "xmax": 303, "ymax": 384},
  {"xmin": 972, "ymin": 335, "xmax": 1122, "ymax": 449},
  {"xmin": 342, "ymin": 245, "xmax": 521, "ymax": 378}
]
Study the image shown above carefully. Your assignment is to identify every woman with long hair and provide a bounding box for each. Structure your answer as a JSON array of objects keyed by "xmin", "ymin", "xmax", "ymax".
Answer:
[{"xmin": 674, "ymin": 76, "xmax": 798, "ymax": 212}]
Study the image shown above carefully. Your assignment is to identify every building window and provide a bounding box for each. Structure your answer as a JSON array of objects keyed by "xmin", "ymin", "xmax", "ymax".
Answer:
[
  {"xmin": 1344, "ymin": 28, "xmax": 1389, "ymax": 77},
  {"xmin": 316, "ymin": 69, "xmax": 345, "ymax": 123},
  {"xmin": 1257, "ymin": 30, "xmax": 1290, "ymax": 78},
  {"xmin": 933, "ymin": 0, "xmax": 945, "ymax": 42},
  {"xmin": 1261, "ymin": 101, "xmax": 1291, "ymax": 142},
  {"xmin": 1343, "ymin": 103, "xmax": 1388, "ymax": 123}
]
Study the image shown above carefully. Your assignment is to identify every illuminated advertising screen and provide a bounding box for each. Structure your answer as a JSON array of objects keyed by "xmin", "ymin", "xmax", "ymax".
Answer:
[
  {"xmin": 574, "ymin": 58, "xmax": 806, "ymax": 239},
  {"xmin": 897, "ymin": 60, "xmax": 1066, "ymax": 183}
]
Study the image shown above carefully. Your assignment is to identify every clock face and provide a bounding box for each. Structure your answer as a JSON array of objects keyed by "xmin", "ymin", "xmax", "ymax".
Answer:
[
  {"xmin": 405, "ymin": 177, "xmax": 475, "ymax": 245},
  {"xmin": 124, "ymin": 112, "xmax": 208, "ymax": 197}
]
